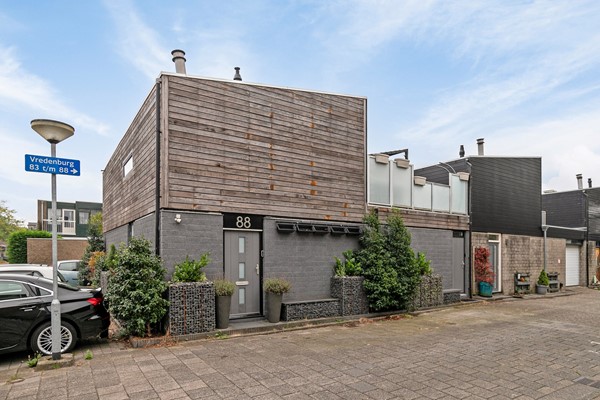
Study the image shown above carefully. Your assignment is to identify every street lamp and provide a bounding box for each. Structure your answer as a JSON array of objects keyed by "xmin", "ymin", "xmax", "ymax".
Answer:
[{"xmin": 31, "ymin": 119, "xmax": 74, "ymax": 360}]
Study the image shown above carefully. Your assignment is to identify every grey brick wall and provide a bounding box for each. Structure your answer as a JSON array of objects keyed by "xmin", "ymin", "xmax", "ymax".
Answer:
[
  {"xmin": 105, "ymin": 224, "xmax": 129, "ymax": 250},
  {"xmin": 262, "ymin": 218, "xmax": 360, "ymax": 302},
  {"xmin": 409, "ymin": 228, "xmax": 453, "ymax": 290},
  {"xmin": 160, "ymin": 211, "xmax": 223, "ymax": 279},
  {"xmin": 133, "ymin": 213, "xmax": 156, "ymax": 247}
]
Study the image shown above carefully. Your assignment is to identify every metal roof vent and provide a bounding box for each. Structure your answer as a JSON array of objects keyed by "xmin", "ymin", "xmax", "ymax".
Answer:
[
  {"xmin": 589, "ymin": 178, "xmax": 593, "ymax": 188},
  {"xmin": 459, "ymin": 145, "xmax": 465, "ymax": 158},
  {"xmin": 477, "ymin": 138, "xmax": 484, "ymax": 156},
  {"xmin": 171, "ymin": 49, "xmax": 186, "ymax": 74},
  {"xmin": 233, "ymin": 67, "xmax": 242, "ymax": 81},
  {"xmin": 577, "ymin": 174, "xmax": 583, "ymax": 189}
]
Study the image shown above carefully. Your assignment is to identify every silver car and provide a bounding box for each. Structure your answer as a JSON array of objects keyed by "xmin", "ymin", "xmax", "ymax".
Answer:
[{"xmin": 0, "ymin": 264, "xmax": 67, "ymax": 282}]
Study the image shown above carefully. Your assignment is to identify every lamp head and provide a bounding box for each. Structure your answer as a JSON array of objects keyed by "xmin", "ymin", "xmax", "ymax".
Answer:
[{"xmin": 31, "ymin": 119, "xmax": 74, "ymax": 144}]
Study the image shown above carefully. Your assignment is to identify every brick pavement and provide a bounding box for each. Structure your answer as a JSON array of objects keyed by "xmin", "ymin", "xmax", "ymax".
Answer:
[{"xmin": 2, "ymin": 288, "xmax": 600, "ymax": 399}]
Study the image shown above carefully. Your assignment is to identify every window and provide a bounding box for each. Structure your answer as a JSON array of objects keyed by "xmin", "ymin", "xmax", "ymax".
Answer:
[
  {"xmin": 0, "ymin": 281, "xmax": 29, "ymax": 301},
  {"xmin": 79, "ymin": 210, "xmax": 90, "ymax": 225},
  {"xmin": 58, "ymin": 262, "xmax": 78, "ymax": 272},
  {"xmin": 123, "ymin": 155, "xmax": 134, "ymax": 177}
]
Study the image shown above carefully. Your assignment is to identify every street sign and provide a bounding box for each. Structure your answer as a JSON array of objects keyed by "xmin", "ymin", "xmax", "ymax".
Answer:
[{"xmin": 25, "ymin": 154, "xmax": 80, "ymax": 176}]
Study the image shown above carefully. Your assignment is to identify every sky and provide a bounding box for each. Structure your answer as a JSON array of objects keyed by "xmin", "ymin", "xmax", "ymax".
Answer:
[{"xmin": 1, "ymin": 0, "xmax": 600, "ymax": 224}]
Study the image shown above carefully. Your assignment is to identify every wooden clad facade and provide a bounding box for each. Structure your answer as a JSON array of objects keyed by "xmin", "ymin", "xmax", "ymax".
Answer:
[
  {"xmin": 162, "ymin": 74, "xmax": 366, "ymax": 222},
  {"xmin": 104, "ymin": 74, "xmax": 367, "ymax": 232},
  {"xmin": 103, "ymin": 87, "xmax": 157, "ymax": 232}
]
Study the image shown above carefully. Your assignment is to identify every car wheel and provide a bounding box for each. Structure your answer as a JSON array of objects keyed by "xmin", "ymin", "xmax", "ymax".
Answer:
[{"xmin": 30, "ymin": 321, "xmax": 77, "ymax": 355}]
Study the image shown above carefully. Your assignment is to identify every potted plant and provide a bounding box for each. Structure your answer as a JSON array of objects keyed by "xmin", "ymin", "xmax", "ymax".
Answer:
[
  {"xmin": 214, "ymin": 279, "xmax": 235, "ymax": 329},
  {"xmin": 474, "ymin": 247, "xmax": 494, "ymax": 297},
  {"xmin": 263, "ymin": 277, "xmax": 291, "ymax": 323},
  {"xmin": 536, "ymin": 269, "xmax": 549, "ymax": 295}
]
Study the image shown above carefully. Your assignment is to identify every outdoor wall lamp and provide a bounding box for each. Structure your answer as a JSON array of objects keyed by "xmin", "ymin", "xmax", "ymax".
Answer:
[{"xmin": 174, "ymin": 214, "xmax": 182, "ymax": 224}]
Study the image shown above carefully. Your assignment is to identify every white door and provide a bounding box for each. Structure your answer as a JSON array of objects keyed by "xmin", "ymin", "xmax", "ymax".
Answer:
[
  {"xmin": 62, "ymin": 209, "xmax": 76, "ymax": 235},
  {"xmin": 565, "ymin": 246, "xmax": 580, "ymax": 286}
]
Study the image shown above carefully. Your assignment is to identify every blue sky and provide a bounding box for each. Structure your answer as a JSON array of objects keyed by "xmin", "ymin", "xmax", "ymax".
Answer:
[{"xmin": 2, "ymin": 0, "xmax": 600, "ymax": 224}]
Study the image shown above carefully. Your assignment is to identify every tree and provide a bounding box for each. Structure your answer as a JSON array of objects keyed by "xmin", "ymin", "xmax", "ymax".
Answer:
[
  {"xmin": 0, "ymin": 200, "xmax": 23, "ymax": 243},
  {"xmin": 79, "ymin": 212, "xmax": 104, "ymax": 285},
  {"xmin": 355, "ymin": 210, "xmax": 422, "ymax": 312},
  {"xmin": 106, "ymin": 237, "xmax": 169, "ymax": 337}
]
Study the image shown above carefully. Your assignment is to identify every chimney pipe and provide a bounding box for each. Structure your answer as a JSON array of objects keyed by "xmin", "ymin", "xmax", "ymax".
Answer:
[
  {"xmin": 576, "ymin": 174, "xmax": 583, "ymax": 190},
  {"xmin": 171, "ymin": 49, "xmax": 186, "ymax": 74},
  {"xmin": 233, "ymin": 67, "xmax": 242, "ymax": 81},
  {"xmin": 589, "ymin": 178, "xmax": 593, "ymax": 188},
  {"xmin": 476, "ymin": 138, "xmax": 484, "ymax": 156},
  {"xmin": 459, "ymin": 145, "xmax": 465, "ymax": 158}
]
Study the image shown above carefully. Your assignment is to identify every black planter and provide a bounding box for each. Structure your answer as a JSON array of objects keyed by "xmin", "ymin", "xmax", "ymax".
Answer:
[
  {"xmin": 266, "ymin": 292, "xmax": 283, "ymax": 323},
  {"xmin": 216, "ymin": 295, "xmax": 232, "ymax": 329}
]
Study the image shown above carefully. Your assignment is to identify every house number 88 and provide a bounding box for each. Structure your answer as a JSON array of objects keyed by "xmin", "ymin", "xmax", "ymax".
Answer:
[{"xmin": 236, "ymin": 216, "xmax": 251, "ymax": 229}]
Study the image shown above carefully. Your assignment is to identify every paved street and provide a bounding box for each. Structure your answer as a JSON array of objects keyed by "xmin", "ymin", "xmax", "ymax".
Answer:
[{"xmin": 2, "ymin": 288, "xmax": 600, "ymax": 399}]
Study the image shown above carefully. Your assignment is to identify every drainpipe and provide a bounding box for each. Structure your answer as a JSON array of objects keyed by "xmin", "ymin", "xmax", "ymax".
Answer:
[
  {"xmin": 583, "ymin": 189, "xmax": 589, "ymax": 285},
  {"xmin": 466, "ymin": 158, "xmax": 473, "ymax": 297},
  {"xmin": 155, "ymin": 78, "xmax": 161, "ymax": 256}
]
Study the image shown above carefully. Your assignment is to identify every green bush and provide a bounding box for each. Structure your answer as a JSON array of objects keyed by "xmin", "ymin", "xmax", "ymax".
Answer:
[
  {"xmin": 355, "ymin": 210, "xmax": 421, "ymax": 312},
  {"xmin": 538, "ymin": 269, "xmax": 550, "ymax": 286},
  {"xmin": 264, "ymin": 277, "xmax": 291, "ymax": 294},
  {"xmin": 214, "ymin": 279, "xmax": 235, "ymax": 296},
  {"xmin": 6, "ymin": 230, "xmax": 51, "ymax": 263},
  {"xmin": 79, "ymin": 213, "xmax": 104, "ymax": 285},
  {"xmin": 90, "ymin": 244, "xmax": 117, "ymax": 287},
  {"xmin": 172, "ymin": 253, "xmax": 210, "ymax": 282},
  {"xmin": 106, "ymin": 237, "xmax": 169, "ymax": 337},
  {"xmin": 415, "ymin": 252, "xmax": 432, "ymax": 276},
  {"xmin": 334, "ymin": 250, "xmax": 362, "ymax": 277}
]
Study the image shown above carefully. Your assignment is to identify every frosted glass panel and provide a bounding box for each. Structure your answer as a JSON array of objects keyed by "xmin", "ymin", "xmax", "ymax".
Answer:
[
  {"xmin": 239, "ymin": 237, "xmax": 245, "ymax": 253},
  {"xmin": 451, "ymin": 175, "xmax": 468, "ymax": 214},
  {"xmin": 239, "ymin": 288, "xmax": 245, "ymax": 305},
  {"xmin": 391, "ymin": 165, "xmax": 412, "ymax": 207},
  {"xmin": 413, "ymin": 184, "xmax": 432, "ymax": 209},
  {"xmin": 368, "ymin": 158, "xmax": 390, "ymax": 204},
  {"xmin": 239, "ymin": 263, "xmax": 245, "ymax": 280},
  {"xmin": 432, "ymin": 185, "xmax": 450, "ymax": 212}
]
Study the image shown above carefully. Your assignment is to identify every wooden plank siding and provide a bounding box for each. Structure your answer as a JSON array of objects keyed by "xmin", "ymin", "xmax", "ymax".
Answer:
[
  {"xmin": 373, "ymin": 207, "xmax": 469, "ymax": 231},
  {"xmin": 162, "ymin": 75, "xmax": 367, "ymax": 222},
  {"xmin": 103, "ymin": 86, "xmax": 158, "ymax": 232}
]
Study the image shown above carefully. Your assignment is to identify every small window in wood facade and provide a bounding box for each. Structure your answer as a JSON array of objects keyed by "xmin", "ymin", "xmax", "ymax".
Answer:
[{"xmin": 123, "ymin": 155, "xmax": 133, "ymax": 177}]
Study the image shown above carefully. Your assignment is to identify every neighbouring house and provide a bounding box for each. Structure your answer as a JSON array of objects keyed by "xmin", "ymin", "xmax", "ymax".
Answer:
[
  {"xmin": 103, "ymin": 50, "xmax": 470, "ymax": 322},
  {"xmin": 542, "ymin": 174, "xmax": 599, "ymax": 286},
  {"xmin": 366, "ymin": 151, "xmax": 470, "ymax": 297},
  {"xmin": 36, "ymin": 200, "xmax": 102, "ymax": 238},
  {"xmin": 415, "ymin": 139, "xmax": 562, "ymax": 295}
]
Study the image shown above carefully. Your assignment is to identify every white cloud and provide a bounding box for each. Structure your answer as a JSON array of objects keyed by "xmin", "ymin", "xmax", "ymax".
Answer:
[
  {"xmin": 103, "ymin": 0, "xmax": 170, "ymax": 80},
  {"xmin": 0, "ymin": 46, "xmax": 110, "ymax": 136}
]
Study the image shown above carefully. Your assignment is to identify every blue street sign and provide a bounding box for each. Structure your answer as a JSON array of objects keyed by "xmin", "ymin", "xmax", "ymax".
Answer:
[{"xmin": 25, "ymin": 154, "xmax": 80, "ymax": 176}]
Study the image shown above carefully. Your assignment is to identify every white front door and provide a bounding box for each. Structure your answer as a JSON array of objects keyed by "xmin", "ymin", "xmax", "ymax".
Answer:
[
  {"xmin": 62, "ymin": 209, "xmax": 76, "ymax": 235},
  {"xmin": 488, "ymin": 234, "xmax": 501, "ymax": 292}
]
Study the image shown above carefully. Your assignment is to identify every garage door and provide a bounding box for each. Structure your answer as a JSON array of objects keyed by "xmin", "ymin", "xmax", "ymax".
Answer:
[{"xmin": 565, "ymin": 245, "xmax": 580, "ymax": 286}]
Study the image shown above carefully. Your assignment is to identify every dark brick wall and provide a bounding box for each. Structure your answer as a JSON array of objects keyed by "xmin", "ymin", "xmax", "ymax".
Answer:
[
  {"xmin": 160, "ymin": 211, "xmax": 224, "ymax": 280},
  {"xmin": 133, "ymin": 213, "xmax": 156, "ymax": 246},
  {"xmin": 409, "ymin": 228, "xmax": 454, "ymax": 290},
  {"xmin": 262, "ymin": 218, "xmax": 360, "ymax": 302},
  {"xmin": 105, "ymin": 224, "xmax": 129, "ymax": 250}
]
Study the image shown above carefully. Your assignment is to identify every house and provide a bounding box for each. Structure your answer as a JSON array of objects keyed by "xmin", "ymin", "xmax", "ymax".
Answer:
[
  {"xmin": 103, "ymin": 50, "xmax": 470, "ymax": 321},
  {"xmin": 415, "ymin": 139, "xmax": 561, "ymax": 295},
  {"xmin": 36, "ymin": 200, "xmax": 102, "ymax": 238},
  {"xmin": 542, "ymin": 174, "xmax": 598, "ymax": 286}
]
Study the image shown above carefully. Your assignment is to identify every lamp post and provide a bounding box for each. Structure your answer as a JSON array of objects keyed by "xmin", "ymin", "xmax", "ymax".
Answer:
[{"xmin": 31, "ymin": 119, "xmax": 74, "ymax": 360}]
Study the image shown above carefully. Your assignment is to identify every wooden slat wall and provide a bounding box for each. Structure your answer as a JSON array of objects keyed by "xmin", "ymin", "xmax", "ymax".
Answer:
[
  {"xmin": 374, "ymin": 207, "xmax": 469, "ymax": 231},
  {"xmin": 103, "ymin": 86, "xmax": 157, "ymax": 232},
  {"xmin": 163, "ymin": 75, "xmax": 367, "ymax": 222}
]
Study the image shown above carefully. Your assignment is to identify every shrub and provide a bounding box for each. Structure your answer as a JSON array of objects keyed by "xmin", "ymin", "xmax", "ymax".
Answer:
[
  {"xmin": 172, "ymin": 253, "xmax": 210, "ymax": 282},
  {"xmin": 79, "ymin": 213, "xmax": 104, "ymax": 285},
  {"xmin": 355, "ymin": 210, "xmax": 421, "ymax": 312},
  {"xmin": 91, "ymin": 244, "xmax": 117, "ymax": 287},
  {"xmin": 6, "ymin": 229, "xmax": 51, "ymax": 263},
  {"xmin": 474, "ymin": 247, "xmax": 494, "ymax": 284},
  {"xmin": 106, "ymin": 237, "xmax": 169, "ymax": 337},
  {"xmin": 538, "ymin": 269, "xmax": 550, "ymax": 286},
  {"xmin": 333, "ymin": 250, "xmax": 362, "ymax": 277},
  {"xmin": 264, "ymin": 277, "xmax": 291, "ymax": 294},
  {"xmin": 415, "ymin": 252, "xmax": 432, "ymax": 276},
  {"xmin": 214, "ymin": 279, "xmax": 235, "ymax": 296}
]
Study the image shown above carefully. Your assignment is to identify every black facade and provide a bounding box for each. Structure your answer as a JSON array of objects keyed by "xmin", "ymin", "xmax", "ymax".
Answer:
[
  {"xmin": 416, "ymin": 157, "xmax": 542, "ymax": 237},
  {"xmin": 543, "ymin": 187, "xmax": 600, "ymax": 242}
]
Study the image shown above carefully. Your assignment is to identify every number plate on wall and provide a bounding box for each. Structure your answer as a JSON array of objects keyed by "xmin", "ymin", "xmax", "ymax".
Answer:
[{"xmin": 223, "ymin": 213, "xmax": 263, "ymax": 230}]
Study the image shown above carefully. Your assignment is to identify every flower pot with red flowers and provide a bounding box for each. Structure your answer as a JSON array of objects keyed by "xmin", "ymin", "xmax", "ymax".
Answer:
[{"xmin": 474, "ymin": 247, "xmax": 494, "ymax": 297}]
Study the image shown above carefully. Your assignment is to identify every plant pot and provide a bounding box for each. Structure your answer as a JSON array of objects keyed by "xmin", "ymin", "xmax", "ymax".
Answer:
[
  {"xmin": 536, "ymin": 284, "xmax": 548, "ymax": 295},
  {"xmin": 478, "ymin": 282, "xmax": 493, "ymax": 297},
  {"xmin": 216, "ymin": 295, "xmax": 232, "ymax": 329},
  {"xmin": 266, "ymin": 292, "xmax": 283, "ymax": 323}
]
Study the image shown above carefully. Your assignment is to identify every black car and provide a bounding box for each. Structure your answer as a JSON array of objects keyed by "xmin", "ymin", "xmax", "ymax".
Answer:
[{"xmin": 0, "ymin": 274, "xmax": 109, "ymax": 355}]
